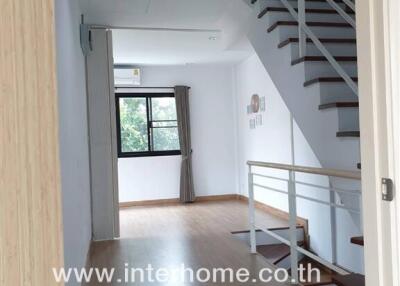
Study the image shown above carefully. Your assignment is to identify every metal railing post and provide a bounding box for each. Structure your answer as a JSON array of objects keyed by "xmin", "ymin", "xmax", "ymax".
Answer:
[
  {"xmin": 288, "ymin": 170, "xmax": 299, "ymax": 283},
  {"xmin": 329, "ymin": 180, "xmax": 338, "ymax": 264},
  {"xmin": 246, "ymin": 161, "xmax": 362, "ymax": 277},
  {"xmin": 298, "ymin": 0, "xmax": 306, "ymax": 57},
  {"xmin": 248, "ymin": 166, "xmax": 257, "ymax": 254}
]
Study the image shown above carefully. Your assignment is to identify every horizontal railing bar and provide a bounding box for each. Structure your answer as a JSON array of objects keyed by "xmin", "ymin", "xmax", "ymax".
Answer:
[
  {"xmin": 326, "ymin": 0, "xmax": 356, "ymax": 29},
  {"xmin": 248, "ymin": 161, "xmax": 361, "ymax": 180},
  {"xmin": 89, "ymin": 24, "xmax": 221, "ymax": 33},
  {"xmin": 295, "ymin": 193, "xmax": 361, "ymax": 214},
  {"xmin": 295, "ymin": 180, "xmax": 361, "ymax": 195},
  {"xmin": 258, "ymin": 227, "xmax": 349, "ymax": 275},
  {"xmin": 253, "ymin": 182, "xmax": 360, "ymax": 213},
  {"xmin": 252, "ymin": 173, "xmax": 289, "ymax": 182},
  {"xmin": 252, "ymin": 174, "xmax": 361, "ymax": 195},
  {"xmin": 253, "ymin": 184, "xmax": 288, "ymax": 195},
  {"xmin": 341, "ymin": 0, "xmax": 355, "ymax": 12}
]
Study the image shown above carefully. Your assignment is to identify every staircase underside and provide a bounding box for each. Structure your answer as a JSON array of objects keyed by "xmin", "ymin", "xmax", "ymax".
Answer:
[{"xmin": 247, "ymin": 12, "xmax": 360, "ymax": 170}]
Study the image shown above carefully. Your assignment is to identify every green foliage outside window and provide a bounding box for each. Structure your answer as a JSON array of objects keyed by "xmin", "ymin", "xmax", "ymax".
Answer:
[
  {"xmin": 118, "ymin": 95, "xmax": 180, "ymax": 155},
  {"xmin": 119, "ymin": 98, "xmax": 148, "ymax": 153}
]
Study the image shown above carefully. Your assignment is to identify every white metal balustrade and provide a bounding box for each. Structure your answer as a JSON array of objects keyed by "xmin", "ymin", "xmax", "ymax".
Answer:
[{"xmin": 247, "ymin": 161, "xmax": 362, "ymax": 283}]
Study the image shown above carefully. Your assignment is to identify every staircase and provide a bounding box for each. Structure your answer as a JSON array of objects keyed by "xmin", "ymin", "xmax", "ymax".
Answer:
[
  {"xmin": 246, "ymin": 0, "xmax": 360, "ymax": 171},
  {"xmin": 233, "ymin": 226, "xmax": 365, "ymax": 285},
  {"xmin": 244, "ymin": 0, "xmax": 364, "ymax": 285}
]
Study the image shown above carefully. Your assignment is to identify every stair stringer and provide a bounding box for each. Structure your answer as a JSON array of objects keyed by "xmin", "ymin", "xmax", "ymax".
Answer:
[{"xmin": 246, "ymin": 12, "xmax": 360, "ymax": 171}]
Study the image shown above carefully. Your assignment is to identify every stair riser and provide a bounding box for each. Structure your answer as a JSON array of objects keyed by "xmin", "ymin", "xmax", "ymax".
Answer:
[
  {"xmin": 275, "ymin": 25, "xmax": 356, "ymax": 41},
  {"xmin": 319, "ymin": 108, "xmax": 360, "ymax": 132},
  {"xmin": 260, "ymin": 0, "xmax": 348, "ymax": 10},
  {"xmin": 338, "ymin": 108, "xmax": 359, "ymax": 131},
  {"xmin": 310, "ymin": 83, "xmax": 358, "ymax": 104},
  {"xmin": 288, "ymin": 42, "xmax": 358, "ymax": 57},
  {"xmin": 302, "ymin": 61, "xmax": 358, "ymax": 80},
  {"xmin": 266, "ymin": 12, "xmax": 354, "ymax": 26}
]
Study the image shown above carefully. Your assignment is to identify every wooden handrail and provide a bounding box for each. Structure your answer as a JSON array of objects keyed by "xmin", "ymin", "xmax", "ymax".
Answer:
[{"xmin": 247, "ymin": 161, "xmax": 361, "ymax": 180}]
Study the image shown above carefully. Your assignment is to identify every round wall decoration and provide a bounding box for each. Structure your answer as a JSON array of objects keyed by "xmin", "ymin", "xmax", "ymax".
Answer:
[{"xmin": 251, "ymin": 94, "xmax": 260, "ymax": 113}]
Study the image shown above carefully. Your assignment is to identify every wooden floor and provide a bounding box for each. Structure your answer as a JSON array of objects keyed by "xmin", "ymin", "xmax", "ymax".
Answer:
[{"xmin": 86, "ymin": 200, "xmax": 291, "ymax": 285}]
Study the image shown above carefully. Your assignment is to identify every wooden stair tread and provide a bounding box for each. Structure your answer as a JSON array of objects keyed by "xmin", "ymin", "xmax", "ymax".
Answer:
[
  {"xmin": 253, "ymin": 0, "xmax": 344, "ymax": 3},
  {"xmin": 292, "ymin": 56, "xmax": 357, "ymax": 65},
  {"xmin": 259, "ymin": 7, "xmax": 354, "ymax": 19},
  {"xmin": 268, "ymin": 21, "xmax": 352, "ymax": 33},
  {"xmin": 257, "ymin": 244, "xmax": 291, "ymax": 264},
  {"xmin": 350, "ymin": 236, "xmax": 364, "ymax": 246},
  {"xmin": 291, "ymin": 0, "xmax": 345, "ymax": 2},
  {"xmin": 319, "ymin": 102, "xmax": 359, "ymax": 110},
  {"xmin": 278, "ymin": 37, "xmax": 356, "ymax": 48},
  {"xmin": 304, "ymin": 77, "xmax": 358, "ymax": 87},
  {"xmin": 332, "ymin": 273, "xmax": 365, "ymax": 286},
  {"xmin": 257, "ymin": 241, "xmax": 305, "ymax": 265},
  {"xmin": 336, "ymin": 131, "xmax": 360, "ymax": 137}
]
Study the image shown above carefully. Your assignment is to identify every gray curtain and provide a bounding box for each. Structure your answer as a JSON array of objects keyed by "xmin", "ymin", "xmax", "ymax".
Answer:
[{"xmin": 175, "ymin": 86, "xmax": 195, "ymax": 203}]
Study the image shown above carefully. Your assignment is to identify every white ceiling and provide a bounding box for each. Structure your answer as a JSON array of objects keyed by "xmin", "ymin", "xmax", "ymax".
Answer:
[{"xmin": 82, "ymin": 0, "xmax": 255, "ymax": 65}]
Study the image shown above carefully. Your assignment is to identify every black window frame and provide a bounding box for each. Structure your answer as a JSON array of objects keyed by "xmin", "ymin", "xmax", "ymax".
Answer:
[{"xmin": 115, "ymin": 92, "xmax": 181, "ymax": 158}]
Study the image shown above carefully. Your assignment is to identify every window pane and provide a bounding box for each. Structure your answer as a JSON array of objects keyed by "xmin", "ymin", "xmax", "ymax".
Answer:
[
  {"xmin": 152, "ymin": 127, "xmax": 180, "ymax": 151},
  {"xmin": 119, "ymin": 98, "xmax": 148, "ymax": 152},
  {"xmin": 151, "ymin": 97, "xmax": 177, "ymax": 121},
  {"xmin": 152, "ymin": 121, "xmax": 178, "ymax": 128}
]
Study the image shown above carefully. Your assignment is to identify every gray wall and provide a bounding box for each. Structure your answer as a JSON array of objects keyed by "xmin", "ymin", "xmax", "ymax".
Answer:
[{"xmin": 55, "ymin": 0, "xmax": 92, "ymax": 282}]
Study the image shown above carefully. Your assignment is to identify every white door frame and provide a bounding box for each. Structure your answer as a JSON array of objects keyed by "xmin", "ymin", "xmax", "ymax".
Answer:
[{"xmin": 357, "ymin": 0, "xmax": 400, "ymax": 285}]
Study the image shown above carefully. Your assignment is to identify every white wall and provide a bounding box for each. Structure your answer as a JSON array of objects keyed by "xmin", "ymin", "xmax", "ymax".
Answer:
[
  {"xmin": 118, "ymin": 65, "xmax": 238, "ymax": 202},
  {"xmin": 55, "ymin": 0, "xmax": 92, "ymax": 282},
  {"xmin": 234, "ymin": 54, "xmax": 334, "ymax": 262},
  {"xmin": 119, "ymin": 156, "xmax": 181, "ymax": 201}
]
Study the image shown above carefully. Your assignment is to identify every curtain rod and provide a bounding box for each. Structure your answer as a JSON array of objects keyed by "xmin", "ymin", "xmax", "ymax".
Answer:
[
  {"xmin": 115, "ymin": 86, "xmax": 191, "ymax": 89},
  {"xmin": 89, "ymin": 25, "xmax": 220, "ymax": 33}
]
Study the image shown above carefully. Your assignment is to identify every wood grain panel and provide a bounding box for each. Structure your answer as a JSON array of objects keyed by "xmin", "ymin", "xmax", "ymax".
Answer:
[{"xmin": 0, "ymin": 0, "xmax": 64, "ymax": 285}]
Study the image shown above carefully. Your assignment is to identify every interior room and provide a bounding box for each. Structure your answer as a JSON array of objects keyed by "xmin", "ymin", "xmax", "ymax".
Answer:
[
  {"xmin": 4, "ymin": 0, "xmax": 400, "ymax": 285},
  {"xmin": 55, "ymin": 0, "xmax": 367, "ymax": 285}
]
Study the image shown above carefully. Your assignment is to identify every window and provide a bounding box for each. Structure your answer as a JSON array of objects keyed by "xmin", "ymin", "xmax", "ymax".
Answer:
[{"xmin": 116, "ymin": 93, "xmax": 181, "ymax": 157}]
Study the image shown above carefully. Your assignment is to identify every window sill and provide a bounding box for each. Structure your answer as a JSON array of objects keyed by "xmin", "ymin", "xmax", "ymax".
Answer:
[{"xmin": 118, "ymin": 150, "xmax": 182, "ymax": 158}]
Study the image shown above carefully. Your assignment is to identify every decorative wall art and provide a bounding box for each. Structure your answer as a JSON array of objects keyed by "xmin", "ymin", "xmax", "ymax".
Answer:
[
  {"xmin": 249, "ymin": 119, "xmax": 256, "ymax": 129},
  {"xmin": 256, "ymin": 114, "xmax": 263, "ymax": 126},
  {"xmin": 247, "ymin": 94, "xmax": 266, "ymax": 130},
  {"xmin": 251, "ymin": 94, "xmax": 260, "ymax": 113},
  {"xmin": 260, "ymin": 96, "xmax": 266, "ymax": 112},
  {"xmin": 247, "ymin": 105, "xmax": 252, "ymax": 115}
]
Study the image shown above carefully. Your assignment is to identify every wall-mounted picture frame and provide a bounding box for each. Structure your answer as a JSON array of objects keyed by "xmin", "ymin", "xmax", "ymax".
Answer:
[
  {"xmin": 247, "ymin": 105, "xmax": 252, "ymax": 114},
  {"xmin": 249, "ymin": 119, "xmax": 256, "ymax": 129},
  {"xmin": 251, "ymin": 94, "xmax": 260, "ymax": 113},
  {"xmin": 256, "ymin": 114, "xmax": 263, "ymax": 126},
  {"xmin": 260, "ymin": 96, "xmax": 266, "ymax": 112}
]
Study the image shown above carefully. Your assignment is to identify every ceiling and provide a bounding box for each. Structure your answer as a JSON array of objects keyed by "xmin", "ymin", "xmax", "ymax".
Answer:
[{"xmin": 82, "ymin": 0, "xmax": 254, "ymax": 65}]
